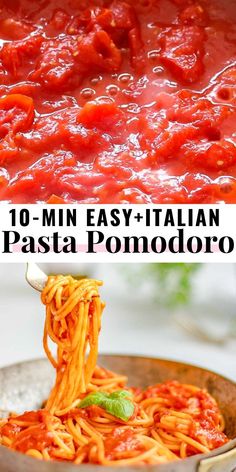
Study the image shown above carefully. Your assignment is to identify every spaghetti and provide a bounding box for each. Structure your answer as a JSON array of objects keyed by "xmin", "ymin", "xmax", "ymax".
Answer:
[{"xmin": 0, "ymin": 275, "xmax": 229, "ymax": 465}]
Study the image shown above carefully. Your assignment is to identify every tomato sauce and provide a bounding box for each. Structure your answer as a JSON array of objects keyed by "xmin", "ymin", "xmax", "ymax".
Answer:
[
  {"xmin": 190, "ymin": 415, "xmax": 228, "ymax": 450},
  {"xmin": 1, "ymin": 410, "xmax": 54, "ymax": 453},
  {"xmin": 0, "ymin": 0, "xmax": 235, "ymax": 203},
  {"xmin": 104, "ymin": 427, "xmax": 143, "ymax": 460},
  {"xmin": 144, "ymin": 381, "xmax": 228, "ymax": 451}
]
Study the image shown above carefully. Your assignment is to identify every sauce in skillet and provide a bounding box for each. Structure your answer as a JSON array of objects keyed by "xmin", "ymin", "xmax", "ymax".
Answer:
[{"xmin": 0, "ymin": 0, "xmax": 235, "ymax": 203}]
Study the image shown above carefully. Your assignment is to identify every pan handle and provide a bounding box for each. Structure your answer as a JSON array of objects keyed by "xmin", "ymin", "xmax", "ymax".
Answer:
[{"xmin": 198, "ymin": 447, "xmax": 236, "ymax": 472}]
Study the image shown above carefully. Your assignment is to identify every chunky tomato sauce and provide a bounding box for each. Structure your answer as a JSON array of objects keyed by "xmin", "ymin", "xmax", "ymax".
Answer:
[
  {"xmin": 143, "ymin": 381, "xmax": 228, "ymax": 451},
  {"xmin": 103, "ymin": 428, "xmax": 144, "ymax": 460},
  {"xmin": 1, "ymin": 411, "xmax": 54, "ymax": 453},
  {"xmin": 0, "ymin": 0, "xmax": 235, "ymax": 203}
]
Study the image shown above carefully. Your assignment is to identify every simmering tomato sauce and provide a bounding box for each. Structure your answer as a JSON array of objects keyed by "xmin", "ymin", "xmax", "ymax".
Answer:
[{"xmin": 0, "ymin": 0, "xmax": 235, "ymax": 203}]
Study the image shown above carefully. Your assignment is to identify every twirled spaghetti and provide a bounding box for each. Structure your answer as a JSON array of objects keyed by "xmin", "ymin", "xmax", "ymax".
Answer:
[
  {"xmin": 42, "ymin": 275, "xmax": 105, "ymax": 413},
  {"xmin": 0, "ymin": 275, "xmax": 228, "ymax": 465}
]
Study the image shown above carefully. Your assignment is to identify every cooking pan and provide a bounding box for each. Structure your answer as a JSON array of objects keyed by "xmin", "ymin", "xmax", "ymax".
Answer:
[{"xmin": 0, "ymin": 355, "xmax": 235, "ymax": 472}]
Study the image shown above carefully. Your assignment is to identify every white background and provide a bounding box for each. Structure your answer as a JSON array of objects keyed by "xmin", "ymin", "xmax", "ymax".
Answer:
[{"xmin": 0, "ymin": 263, "xmax": 235, "ymax": 381}]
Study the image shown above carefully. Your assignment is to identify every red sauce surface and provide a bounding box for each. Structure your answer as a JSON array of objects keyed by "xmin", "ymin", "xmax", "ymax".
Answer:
[
  {"xmin": 144, "ymin": 381, "xmax": 228, "ymax": 451},
  {"xmin": 104, "ymin": 427, "xmax": 143, "ymax": 460},
  {"xmin": 1, "ymin": 410, "xmax": 54, "ymax": 452},
  {"xmin": 0, "ymin": 0, "xmax": 235, "ymax": 203}
]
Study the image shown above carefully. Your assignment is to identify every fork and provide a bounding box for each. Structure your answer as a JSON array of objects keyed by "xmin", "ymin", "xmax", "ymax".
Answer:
[{"xmin": 25, "ymin": 263, "xmax": 48, "ymax": 292}]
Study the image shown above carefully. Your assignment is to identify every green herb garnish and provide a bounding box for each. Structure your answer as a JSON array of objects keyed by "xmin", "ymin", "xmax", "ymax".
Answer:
[{"xmin": 78, "ymin": 390, "xmax": 134, "ymax": 422}]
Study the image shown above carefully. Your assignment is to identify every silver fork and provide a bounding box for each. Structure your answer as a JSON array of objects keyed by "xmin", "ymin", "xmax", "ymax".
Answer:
[{"xmin": 25, "ymin": 263, "xmax": 48, "ymax": 292}]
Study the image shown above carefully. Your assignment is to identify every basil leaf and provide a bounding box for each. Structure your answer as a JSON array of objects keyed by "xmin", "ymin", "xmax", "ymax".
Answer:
[
  {"xmin": 110, "ymin": 390, "xmax": 133, "ymax": 399},
  {"xmin": 79, "ymin": 391, "xmax": 108, "ymax": 408},
  {"xmin": 102, "ymin": 398, "xmax": 134, "ymax": 421},
  {"xmin": 78, "ymin": 390, "xmax": 134, "ymax": 421}
]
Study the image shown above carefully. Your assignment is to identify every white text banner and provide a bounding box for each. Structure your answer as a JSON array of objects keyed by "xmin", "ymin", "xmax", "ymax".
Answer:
[{"xmin": 0, "ymin": 205, "xmax": 235, "ymax": 262}]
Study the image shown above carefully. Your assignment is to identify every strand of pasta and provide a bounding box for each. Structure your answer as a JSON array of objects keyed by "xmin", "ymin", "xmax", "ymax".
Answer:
[{"xmin": 41, "ymin": 275, "xmax": 105, "ymax": 413}]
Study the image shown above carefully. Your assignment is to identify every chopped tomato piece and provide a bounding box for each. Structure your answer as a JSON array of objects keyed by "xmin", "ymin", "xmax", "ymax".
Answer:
[
  {"xmin": 30, "ymin": 38, "xmax": 80, "ymax": 92},
  {"xmin": 47, "ymin": 194, "xmax": 69, "ymax": 204},
  {"xmin": 0, "ymin": 18, "xmax": 34, "ymax": 40},
  {"xmin": 0, "ymin": 94, "xmax": 34, "ymax": 137},
  {"xmin": 201, "ymin": 140, "xmax": 236, "ymax": 171},
  {"xmin": 76, "ymin": 29, "xmax": 122, "ymax": 73},
  {"xmin": 109, "ymin": 1, "xmax": 137, "ymax": 30},
  {"xmin": 160, "ymin": 25, "xmax": 205, "ymax": 83},
  {"xmin": 78, "ymin": 101, "xmax": 123, "ymax": 129},
  {"xmin": 0, "ymin": 35, "xmax": 43, "ymax": 76},
  {"xmin": 179, "ymin": 4, "xmax": 208, "ymax": 25},
  {"xmin": 49, "ymin": 9, "xmax": 70, "ymax": 31}
]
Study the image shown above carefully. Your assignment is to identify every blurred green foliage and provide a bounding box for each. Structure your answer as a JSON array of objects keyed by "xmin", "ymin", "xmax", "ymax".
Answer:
[{"xmin": 128, "ymin": 263, "xmax": 200, "ymax": 307}]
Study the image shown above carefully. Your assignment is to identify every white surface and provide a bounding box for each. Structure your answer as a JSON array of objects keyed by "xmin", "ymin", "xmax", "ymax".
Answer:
[{"xmin": 0, "ymin": 263, "xmax": 235, "ymax": 382}]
